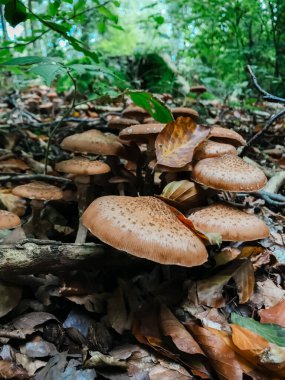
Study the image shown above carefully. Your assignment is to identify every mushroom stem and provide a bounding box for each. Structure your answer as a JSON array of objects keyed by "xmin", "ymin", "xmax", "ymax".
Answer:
[
  {"xmin": 23, "ymin": 200, "xmax": 50, "ymax": 239},
  {"xmin": 74, "ymin": 176, "xmax": 92, "ymax": 244}
]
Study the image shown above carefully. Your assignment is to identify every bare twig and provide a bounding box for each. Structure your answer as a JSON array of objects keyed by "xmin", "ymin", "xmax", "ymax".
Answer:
[
  {"xmin": 0, "ymin": 173, "xmax": 71, "ymax": 185},
  {"xmin": 240, "ymin": 66, "xmax": 285, "ymax": 157}
]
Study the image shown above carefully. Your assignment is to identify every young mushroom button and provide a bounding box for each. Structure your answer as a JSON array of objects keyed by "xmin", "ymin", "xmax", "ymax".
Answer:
[
  {"xmin": 82, "ymin": 195, "xmax": 208, "ymax": 267},
  {"xmin": 188, "ymin": 203, "xmax": 269, "ymax": 241},
  {"xmin": 0, "ymin": 210, "xmax": 25, "ymax": 244}
]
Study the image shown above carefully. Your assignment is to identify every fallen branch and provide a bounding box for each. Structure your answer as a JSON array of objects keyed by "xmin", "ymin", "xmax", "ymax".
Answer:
[
  {"xmin": 263, "ymin": 171, "xmax": 285, "ymax": 194},
  {"xmin": 0, "ymin": 241, "xmax": 108, "ymax": 274},
  {"xmin": 0, "ymin": 173, "xmax": 71, "ymax": 185}
]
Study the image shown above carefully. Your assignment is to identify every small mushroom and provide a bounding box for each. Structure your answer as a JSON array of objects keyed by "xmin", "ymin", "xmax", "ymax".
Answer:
[
  {"xmin": 122, "ymin": 106, "xmax": 149, "ymax": 123},
  {"xmin": 193, "ymin": 140, "xmax": 237, "ymax": 161},
  {"xmin": 82, "ymin": 195, "xmax": 208, "ymax": 267},
  {"xmin": 171, "ymin": 107, "xmax": 199, "ymax": 121},
  {"xmin": 190, "ymin": 85, "xmax": 207, "ymax": 94},
  {"xmin": 12, "ymin": 182, "xmax": 63, "ymax": 239},
  {"xmin": 55, "ymin": 157, "xmax": 111, "ymax": 243},
  {"xmin": 192, "ymin": 154, "xmax": 267, "ymax": 192},
  {"xmin": 107, "ymin": 117, "xmax": 140, "ymax": 130},
  {"xmin": 188, "ymin": 203, "xmax": 269, "ymax": 241},
  {"xmin": 209, "ymin": 126, "xmax": 246, "ymax": 146},
  {"xmin": 0, "ymin": 210, "xmax": 25, "ymax": 244}
]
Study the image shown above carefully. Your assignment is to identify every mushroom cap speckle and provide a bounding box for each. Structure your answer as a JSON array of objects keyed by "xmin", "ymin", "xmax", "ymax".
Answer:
[
  {"xmin": 171, "ymin": 107, "xmax": 199, "ymax": 120},
  {"xmin": 60, "ymin": 130, "xmax": 126, "ymax": 156},
  {"xmin": 119, "ymin": 123, "xmax": 165, "ymax": 143},
  {"xmin": 55, "ymin": 157, "xmax": 110, "ymax": 176},
  {"xmin": 12, "ymin": 182, "xmax": 63, "ymax": 201},
  {"xmin": 194, "ymin": 140, "xmax": 237, "ymax": 160},
  {"xmin": 192, "ymin": 154, "xmax": 267, "ymax": 192},
  {"xmin": 188, "ymin": 203, "xmax": 269, "ymax": 241},
  {"xmin": 82, "ymin": 196, "xmax": 208, "ymax": 267},
  {"xmin": 209, "ymin": 126, "xmax": 246, "ymax": 146},
  {"xmin": 0, "ymin": 210, "xmax": 21, "ymax": 229}
]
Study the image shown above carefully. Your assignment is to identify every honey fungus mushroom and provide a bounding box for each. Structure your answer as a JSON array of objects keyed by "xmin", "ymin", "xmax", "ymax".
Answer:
[
  {"xmin": 192, "ymin": 154, "xmax": 267, "ymax": 192},
  {"xmin": 12, "ymin": 182, "xmax": 63, "ymax": 239},
  {"xmin": 193, "ymin": 140, "xmax": 237, "ymax": 161},
  {"xmin": 188, "ymin": 203, "xmax": 269, "ymax": 241},
  {"xmin": 122, "ymin": 105, "xmax": 149, "ymax": 123},
  {"xmin": 0, "ymin": 210, "xmax": 25, "ymax": 244},
  {"xmin": 82, "ymin": 195, "xmax": 208, "ymax": 267},
  {"xmin": 171, "ymin": 107, "xmax": 199, "ymax": 121},
  {"xmin": 55, "ymin": 157, "xmax": 111, "ymax": 243},
  {"xmin": 209, "ymin": 126, "xmax": 246, "ymax": 146}
]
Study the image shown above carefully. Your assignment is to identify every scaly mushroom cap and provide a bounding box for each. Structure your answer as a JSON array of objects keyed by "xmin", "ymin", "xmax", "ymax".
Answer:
[
  {"xmin": 12, "ymin": 182, "xmax": 63, "ymax": 201},
  {"xmin": 55, "ymin": 157, "xmax": 110, "ymax": 176},
  {"xmin": 194, "ymin": 140, "xmax": 237, "ymax": 160},
  {"xmin": 209, "ymin": 126, "xmax": 246, "ymax": 146},
  {"xmin": 192, "ymin": 154, "xmax": 267, "ymax": 192},
  {"xmin": 0, "ymin": 210, "xmax": 21, "ymax": 229},
  {"xmin": 60, "ymin": 130, "xmax": 126, "ymax": 156},
  {"xmin": 82, "ymin": 196, "xmax": 208, "ymax": 267},
  {"xmin": 122, "ymin": 106, "xmax": 149, "ymax": 122},
  {"xmin": 188, "ymin": 203, "xmax": 269, "ymax": 241},
  {"xmin": 107, "ymin": 117, "xmax": 140, "ymax": 130},
  {"xmin": 119, "ymin": 124, "xmax": 165, "ymax": 143},
  {"xmin": 171, "ymin": 107, "xmax": 199, "ymax": 120}
]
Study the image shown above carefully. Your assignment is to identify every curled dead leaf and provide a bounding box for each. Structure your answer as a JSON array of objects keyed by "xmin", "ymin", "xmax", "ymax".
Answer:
[{"xmin": 155, "ymin": 117, "xmax": 210, "ymax": 168}]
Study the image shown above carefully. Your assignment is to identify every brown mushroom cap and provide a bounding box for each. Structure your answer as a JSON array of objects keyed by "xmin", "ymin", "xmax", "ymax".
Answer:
[
  {"xmin": 188, "ymin": 203, "xmax": 269, "ymax": 241},
  {"xmin": 107, "ymin": 117, "xmax": 140, "ymax": 130},
  {"xmin": 209, "ymin": 126, "xmax": 246, "ymax": 146},
  {"xmin": 122, "ymin": 106, "xmax": 149, "ymax": 122},
  {"xmin": 192, "ymin": 154, "xmax": 267, "ymax": 192},
  {"xmin": 171, "ymin": 107, "xmax": 199, "ymax": 121},
  {"xmin": 194, "ymin": 140, "xmax": 237, "ymax": 160},
  {"xmin": 60, "ymin": 130, "xmax": 126, "ymax": 156},
  {"xmin": 190, "ymin": 85, "xmax": 207, "ymax": 94},
  {"xmin": 12, "ymin": 182, "xmax": 63, "ymax": 201},
  {"xmin": 55, "ymin": 157, "xmax": 110, "ymax": 176},
  {"xmin": 119, "ymin": 124, "xmax": 165, "ymax": 143},
  {"xmin": 82, "ymin": 196, "xmax": 208, "ymax": 267},
  {"xmin": 0, "ymin": 210, "xmax": 21, "ymax": 229}
]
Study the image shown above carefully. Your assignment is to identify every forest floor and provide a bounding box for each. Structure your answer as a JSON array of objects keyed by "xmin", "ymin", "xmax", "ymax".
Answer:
[{"xmin": 0, "ymin": 84, "xmax": 284, "ymax": 379}]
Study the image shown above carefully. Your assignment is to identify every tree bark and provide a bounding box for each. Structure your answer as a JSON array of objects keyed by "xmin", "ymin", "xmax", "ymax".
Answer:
[{"xmin": 0, "ymin": 241, "xmax": 116, "ymax": 275}]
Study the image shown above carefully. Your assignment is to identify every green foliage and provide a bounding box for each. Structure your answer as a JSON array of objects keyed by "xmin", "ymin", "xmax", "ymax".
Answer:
[
  {"xmin": 128, "ymin": 90, "xmax": 173, "ymax": 123},
  {"xmin": 231, "ymin": 313, "xmax": 285, "ymax": 347}
]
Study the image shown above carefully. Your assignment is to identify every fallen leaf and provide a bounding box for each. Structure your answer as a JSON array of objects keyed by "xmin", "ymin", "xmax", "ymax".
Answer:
[
  {"xmin": 231, "ymin": 314, "xmax": 285, "ymax": 347},
  {"xmin": 253, "ymin": 279, "xmax": 285, "ymax": 308},
  {"xmin": 155, "ymin": 117, "xmax": 210, "ymax": 168},
  {"xmin": 185, "ymin": 322, "xmax": 244, "ymax": 380},
  {"xmin": 0, "ymin": 189, "xmax": 26, "ymax": 216},
  {"xmin": 0, "ymin": 360, "xmax": 29, "ymax": 379},
  {"xmin": 84, "ymin": 351, "xmax": 127, "ymax": 369},
  {"xmin": 160, "ymin": 305, "xmax": 205, "ymax": 356},
  {"xmin": 260, "ymin": 299, "xmax": 285, "ymax": 327},
  {"xmin": 196, "ymin": 259, "xmax": 254, "ymax": 307}
]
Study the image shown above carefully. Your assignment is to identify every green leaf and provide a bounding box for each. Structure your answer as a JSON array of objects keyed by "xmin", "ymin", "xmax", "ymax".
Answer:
[
  {"xmin": 128, "ymin": 90, "xmax": 174, "ymax": 123},
  {"xmin": 48, "ymin": 0, "xmax": 61, "ymax": 17},
  {"xmin": 4, "ymin": 0, "xmax": 28, "ymax": 27},
  {"xmin": 30, "ymin": 64, "xmax": 65, "ymax": 85},
  {"xmin": 98, "ymin": 6, "xmax": 118, "ymax": 23},
  {"xmin": 231, "ymin": 313, "xmax": 285, "ymax": 347},
  {"xmin": 1, "ymin": 56, "xmax": 61, "ymax": 66}
]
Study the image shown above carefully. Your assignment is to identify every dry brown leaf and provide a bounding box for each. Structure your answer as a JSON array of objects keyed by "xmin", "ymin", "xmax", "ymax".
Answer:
[
  {"xmin": 0, "ymin": 281, "xmax": 22, "ymax": 318},
  {"xmin": 253, "ymin": 279, "xmax": 285, "ymax": 308},
  {"xmin": 196, "ymin": 259, "xmax": 254, "ymax": 307},
  {"xmin": 260, "ymin": 299, "xmax": 285, "ymax": 327},
  {"xmin": 185, "ymin": 322, "xmax": 244, "ymax": 380},
  {"xmin": 0, "ymin": 159, "xmax": 29, "ymax": 172},
  {"xmin": 160, "ymin": 305, "xmax": 205, "ymax": 356},
  {"xmin": 0, "ymin": 360, "xmax": 29, "ymax": 379},
  {"xmin": 155, "ymin": 117, "xmax": 210, "ymax": 168}
]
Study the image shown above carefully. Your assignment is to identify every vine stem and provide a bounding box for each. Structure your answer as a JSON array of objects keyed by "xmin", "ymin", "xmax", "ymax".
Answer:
[{"xmin": 44, "ymin": 71, "xmax": 77, "ymax": 174}]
